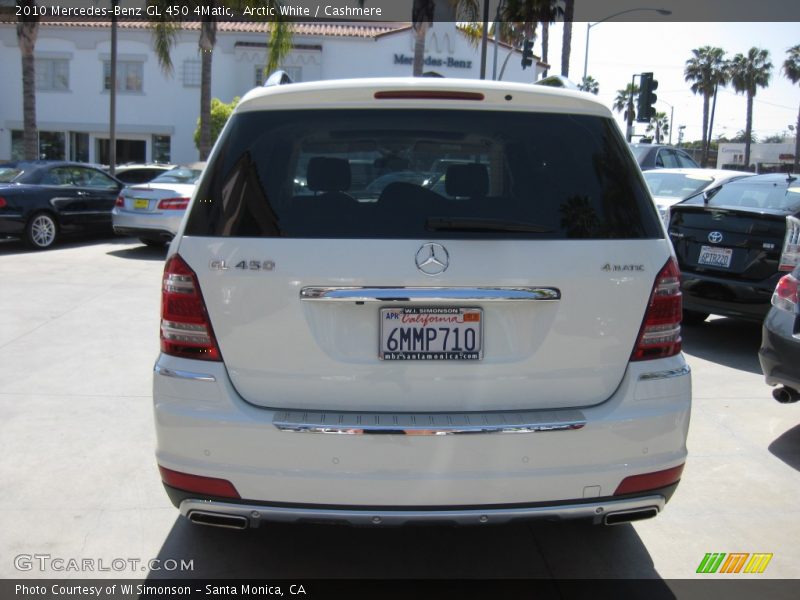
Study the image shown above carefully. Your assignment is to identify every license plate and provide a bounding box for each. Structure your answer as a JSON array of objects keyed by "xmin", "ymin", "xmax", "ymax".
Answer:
[
  {"xmin": 698, "ymin": 245, "xmax": 733, "ymax": 268},
  {"xmin": 380, "ymin": 307, "xmax": 482, "ymax": 360},
  {"xmin": 133, "ymin": 198, "xmax": 149, "ymax": 210}
]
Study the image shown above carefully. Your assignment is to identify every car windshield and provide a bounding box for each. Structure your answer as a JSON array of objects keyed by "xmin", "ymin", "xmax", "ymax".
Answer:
[
  {"xmin": 643, "ymin": 172, "xmax": 714, "ymax": 199},
  {"xmin": 706, "ymin": 180, "xmax": 800, "ymax": 211},
  {"xmin": 187, "ymin": 109, "xmax": 662, "ymax": 240},
  {"xmin": 0, "ymin": 168, "xmax": 23, "ymax": 183},
  {"xmin": 151, "ymin": 167, "xmax": 202, "ymax": 184}
]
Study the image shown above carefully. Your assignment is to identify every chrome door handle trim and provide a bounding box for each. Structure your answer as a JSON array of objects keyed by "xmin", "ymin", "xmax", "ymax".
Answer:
[{"xmin": 299, "ymin": 287, "xmax": 561, "ymax": 302}]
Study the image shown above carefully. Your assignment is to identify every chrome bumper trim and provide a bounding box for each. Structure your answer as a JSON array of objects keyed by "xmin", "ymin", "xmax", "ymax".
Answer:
[
  {"xmin": 180, "ymin": 495, "xmax": 665, "ymax": 527},
  {"xmin": 154, "ymin": 365, "xmax": 216, "ymax": 383},
  {"xmin": 638, "ymin": 365, "xmax": 691, "ymax": 382},
  {"xmin": 299, "ymin": 286, "xmax": 561, "ymax": 302},
  {"xmin": 273, "ymin": 409, "xmax": 586, "ymax": 435}
]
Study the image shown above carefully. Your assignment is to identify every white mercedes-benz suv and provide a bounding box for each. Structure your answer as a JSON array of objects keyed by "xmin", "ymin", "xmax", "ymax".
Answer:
[{"xmin": 153, "ymin": 77, "xmax": 691, "ymax": 529}]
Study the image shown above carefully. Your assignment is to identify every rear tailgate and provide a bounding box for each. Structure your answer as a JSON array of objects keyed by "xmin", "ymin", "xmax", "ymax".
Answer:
[
  {"xmin": 669, "ymin": 205, "xmax": 786, "ymax": 280},
  {"xmin": 178, "ymin": 237, "xmax": 671, "ymax": 413}
]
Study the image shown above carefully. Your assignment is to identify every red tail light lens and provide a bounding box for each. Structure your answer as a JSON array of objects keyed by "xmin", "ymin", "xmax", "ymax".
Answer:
[
  {"xmin": 157, "ymin": 197, "xmax": 190, "ymax": 210},
  {"xmin": 159, "ymin": 466, "xmax": 240, "ymax": 498},
  {"xmin": 160, "ymin": 255, "xmax": 221, "ymax": 361},
  {"xmin": 772, "ymin": 273, "xmax": 799, "ymax": 313},
  {"xmin": 631, "ymin": 258, "xmax": 682, "ymax": 361},
  {"xmin": 614, "ymin": 464, "xmax": 685, "ymax": 495},
  {"xmin": 0, "ymin": 197, "xmax": 7, "ymax": 209}
]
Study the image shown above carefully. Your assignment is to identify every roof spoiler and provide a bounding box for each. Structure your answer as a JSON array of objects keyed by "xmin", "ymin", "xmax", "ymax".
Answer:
[
  {"xmin": 534, "ymin": 75, "xmax": 580, "ymax": 91},
  {"xmin": 263, "ymin": 70, "xmax": 293, "ymax": 87}
]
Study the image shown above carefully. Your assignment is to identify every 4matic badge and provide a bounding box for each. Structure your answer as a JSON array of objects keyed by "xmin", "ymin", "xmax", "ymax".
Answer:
[{"xmin": 602, "ymin": 264, "xmax": 645, "ymax": 272}]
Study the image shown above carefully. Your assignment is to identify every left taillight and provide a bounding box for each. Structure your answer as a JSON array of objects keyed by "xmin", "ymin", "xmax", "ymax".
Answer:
[
  {"xmin": 115, "ymin": 194, "xmax": 124, "ymax": 208},
  {"xmin": 771, "ymin": 272, "xmax": 799, "ymax": 314},
  {"xmin": 157, "ymin": 197, "xmax": 190, "ymax": 210},
  {"xmin": 631, "ymin": 258, "xmax": 683, "ymax": 361},
  {"xmin": 778, "ymin": 215, "xmax": 800, "ymax": 272},
  {"xmin": 160, "ymin": 254, "xmax": 221, "ymax": 361}
]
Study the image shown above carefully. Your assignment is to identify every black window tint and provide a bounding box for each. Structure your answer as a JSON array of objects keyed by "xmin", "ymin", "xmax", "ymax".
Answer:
[{"xmin": 186, "ymin": 110, "xmax": 661, "ymax": 240}]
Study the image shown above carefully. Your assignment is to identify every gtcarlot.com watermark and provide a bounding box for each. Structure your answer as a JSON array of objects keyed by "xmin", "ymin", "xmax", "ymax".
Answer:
[{"xmin": 14, "ymin": 554, "xmax": 194, "ymax": 573}]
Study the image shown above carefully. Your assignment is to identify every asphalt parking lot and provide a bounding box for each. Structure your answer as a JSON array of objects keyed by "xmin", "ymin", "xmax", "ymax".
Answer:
[{"xmin": 1, "ymin": 236, "xmax": 799, "ymax": 585}]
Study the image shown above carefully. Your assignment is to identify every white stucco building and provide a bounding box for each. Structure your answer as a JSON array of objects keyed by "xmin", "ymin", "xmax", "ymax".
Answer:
[
  {"xmin": 0, "ymin": 21, "xmax": 547, "ymax": 164},
  {"xmin": 716, "ymin": 140, "xmax": 798, "ymax": 170}
]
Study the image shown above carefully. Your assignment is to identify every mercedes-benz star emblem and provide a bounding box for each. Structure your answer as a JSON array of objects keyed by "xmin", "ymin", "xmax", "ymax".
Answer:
[
  {"xmin": 415, "ymin": 243, "xmax": 449, "ymax": 276},
  {"xmin": 708, "ymin": 231, "xmax": 724, "ymax": 244}
]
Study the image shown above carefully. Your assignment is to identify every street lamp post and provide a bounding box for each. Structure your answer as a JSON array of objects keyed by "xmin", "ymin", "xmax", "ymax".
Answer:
[
  {"xmin": 582, "ymin": 8, "xmax": 672, "ymax": 82},
  {"xmin": 659, "ymin": 99, "xmax": 675, "ymax": 145}
]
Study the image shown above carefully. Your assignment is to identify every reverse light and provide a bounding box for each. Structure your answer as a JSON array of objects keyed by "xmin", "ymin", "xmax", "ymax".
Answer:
[
  {"xmin": 631, "ymin": 258, "xmax": 683, "ymax": 361},
  {"xmin": 159, "ymin": 466, "xmax": 240, "ymax": 499},
  {"xmin": 160, "ymin": 254, "xmax": 221, "ymax": 361},
  {"xmin": 778, "ymin": 215, "xmax": 800, "ymax": 272},
  {"xmin": 614, "ymin": 464, "xmax": 685, "ymax": 495},
  {"xmin": 771, "ymin": 273, "xmax": 799, "ymax": 314},
  {"xmin": 157, "ymin": 197, "xmax": 190, "ymax": 210}
]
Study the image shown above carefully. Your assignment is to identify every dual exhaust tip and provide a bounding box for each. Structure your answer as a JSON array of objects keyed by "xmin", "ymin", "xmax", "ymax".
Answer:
[{"xmin": 187, "ymin": 506, "xmax": 661, "ymax": 530}]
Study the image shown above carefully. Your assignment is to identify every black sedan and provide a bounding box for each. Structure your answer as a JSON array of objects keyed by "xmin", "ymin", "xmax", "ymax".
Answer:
[
  {"xmin": 630, "ymin": 143, "xmax": 699, "ymax": 169},
  {"xmin": 668, "ymin": 173, "xmax": 800, "ymax": 323},
  {"xmin": 0, "ymin": 161, "xmax": 124, "ymax": 249},
  {"xmin": 759, "ymin": 265, "xmax": 800, "ymax": 403}
]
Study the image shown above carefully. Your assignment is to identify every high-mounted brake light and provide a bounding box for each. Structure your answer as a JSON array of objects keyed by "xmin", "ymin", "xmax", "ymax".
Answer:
[
  {"xmin": 771, "ymin": 273, "xmax": 799, "ymax": 314},
  {"xmin": 778, "ymin": 215, "xmax": 800, "ymax": 272},
  {"xmin": 160, "ymin": 255, "xmax": 221, "ymax": 361},
  {"xmin": 157, "ymin": 197, "xmax": 191, "ymax": 210},
  {"xmin": 374, "ymin": 90, "xmax": 484, "ymax": 101},
  {"xmin": 631, "ymin": 258, "xmax": 682, "ymax": 361}
]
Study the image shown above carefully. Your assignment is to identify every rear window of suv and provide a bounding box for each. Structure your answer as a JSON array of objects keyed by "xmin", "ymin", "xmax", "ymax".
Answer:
[{"xmin": 186, "ymin": 109, "xmax": 661, "ymax": 239}]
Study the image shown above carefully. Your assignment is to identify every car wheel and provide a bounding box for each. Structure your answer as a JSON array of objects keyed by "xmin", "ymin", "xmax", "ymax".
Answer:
[
  {"xmin": 682, "ymin": 310, "xmax": 709, "ymax": 325},
  {"xmin": 139, "ymin": 237, "xmax": 168, "ymax": 248},
  {"xmin": 25, "ymin": 212, "xmax": 59, "ymax": 250}
]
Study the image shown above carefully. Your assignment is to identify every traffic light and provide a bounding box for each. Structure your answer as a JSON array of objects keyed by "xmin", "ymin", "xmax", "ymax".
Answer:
[
  {"xmin": 637, "ymin": 72, "xmax": 658, "ymax": 123},
  {"xmin": 521, "ymin": 39, "xmax": 534, "ymax": 70}
]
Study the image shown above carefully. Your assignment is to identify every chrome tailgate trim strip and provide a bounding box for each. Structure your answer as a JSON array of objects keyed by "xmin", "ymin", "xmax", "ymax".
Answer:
[{"xmin": 299, "ymin": 286, "xmax": 561, "ymax": 302}]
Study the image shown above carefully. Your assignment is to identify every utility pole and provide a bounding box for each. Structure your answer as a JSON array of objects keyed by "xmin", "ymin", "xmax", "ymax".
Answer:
[{"xmin": 109, "ymin": 0, "xmax": 118, "ymax": 174}]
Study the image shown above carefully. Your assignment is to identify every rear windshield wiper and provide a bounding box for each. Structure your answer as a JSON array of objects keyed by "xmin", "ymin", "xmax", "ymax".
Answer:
[{"xmin": 426, "ymin": 217, "xmax": 552, "ymax": 233}]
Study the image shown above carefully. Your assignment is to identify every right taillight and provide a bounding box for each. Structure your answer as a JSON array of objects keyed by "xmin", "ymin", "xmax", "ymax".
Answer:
[
  {"xmin": 631, "ymin": 258, "xmax": 683, "ymax": 361},
  {"xmin": 157, "ymin": 197, "xmax": 190, "ymax": 210},
  {"xmin": 0, "ymin": 197, "xmax": 7, "ymax": 209},
  {"xmin": 160, "ymin": 255, "xmax": 221, "ymax": 361},
  {"xmin": 772, "ymin": 272, "xmax": 799, "ymax": 314},
  {"xmin": 778, "ymin": 215, "xmax": 800, "ymax": 272}
]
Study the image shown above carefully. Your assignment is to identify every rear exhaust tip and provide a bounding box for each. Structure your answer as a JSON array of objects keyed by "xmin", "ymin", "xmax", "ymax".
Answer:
[
  {"xmin": 188, "ymin": 510, "xmax": 249, "ymax": 530},
  {"xmin": 603, "ymin": 507, "xmax": 659, "ymax": 526},
  {"xmin": 773, "ymin": 386, "xmax": 800, "ymax": 404}
]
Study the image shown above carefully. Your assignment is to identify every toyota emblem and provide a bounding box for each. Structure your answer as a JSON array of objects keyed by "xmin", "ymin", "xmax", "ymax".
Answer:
[
  {"xmin": 708, "ymin": 231, "xmax": 724, "ymax": 244},
  {"xmin": 415, "ymin": 243, "xmax": 449, "ymax": 275}
]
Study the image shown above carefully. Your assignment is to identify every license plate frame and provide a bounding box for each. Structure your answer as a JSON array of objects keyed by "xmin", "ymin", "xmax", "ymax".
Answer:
[
  {"xmin": 698, "ymin": 245, "xmax": 733, "ymax": 269},
  {"xmin": 133, "ymin": 198, "xmax": 149, "ymax": 210},
  {"xmin": 379, "ymin": 307, "xmax": 483, "ymax": 361}
]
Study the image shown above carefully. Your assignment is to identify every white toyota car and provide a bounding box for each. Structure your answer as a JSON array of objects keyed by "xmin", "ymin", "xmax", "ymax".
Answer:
[{"xmin": 153, "ymin": 77, "xmax": 691, "ymax": 529}]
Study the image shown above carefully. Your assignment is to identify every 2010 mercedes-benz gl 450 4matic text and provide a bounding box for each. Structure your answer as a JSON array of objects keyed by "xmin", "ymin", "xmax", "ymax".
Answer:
[{"xmin": 153, "ymin": 78, "xmax": 691, "ymax": 529}]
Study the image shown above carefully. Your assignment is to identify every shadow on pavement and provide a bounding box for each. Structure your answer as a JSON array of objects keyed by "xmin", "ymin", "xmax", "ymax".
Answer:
[
  {"xmin": 147, "ymin": 516, "xmax": 670, "ymax": 582},
  {"xmin": 107, "ymin": 243, "xmax": 168, "ymax": 261},
  {"xmin": 0, "ymin": 234, "xmax": 128, "ymax": 256},
  {"xmin": 681, "ymin": 317, "xmax": 763, "ymax": 374},
  {"xmin": 768, "ymin": 424, "xmax": 800, "ymax": 472}
]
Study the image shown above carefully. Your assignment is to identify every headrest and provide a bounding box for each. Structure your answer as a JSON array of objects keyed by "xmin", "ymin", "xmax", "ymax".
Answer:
[
  {"xmin": 307, "ymin": 157, "xmax": 351, "ymax": 193},
  {"xmin": 445, "ymin": 163, "xmax": 488, "ymax": 198}
]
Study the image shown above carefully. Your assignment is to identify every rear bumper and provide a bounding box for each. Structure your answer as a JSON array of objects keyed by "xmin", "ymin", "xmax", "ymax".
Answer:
[
  {"xmin": 172, "ymin": 489, "xmax": 675, "ymax": 528},
  {"xmin": 680, "ymin": 271, "xmax": 778, "ymax": 321},
  {"xmin": 111, "ymin": 208, "xmax": 181, "ymax": 239},
  {"xmin": 759, "ymin": 309, "xmax": 800, "ymax": 391},
  {"xmin": 154, "ymin": 353, "xmax": 691, "ymax": 512}
]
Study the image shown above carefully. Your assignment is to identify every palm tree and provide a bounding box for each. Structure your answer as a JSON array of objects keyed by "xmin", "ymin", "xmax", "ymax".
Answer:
[
  {"xmin": 578, "ymin": 75, "xmax": 599, "ymax": 95},
  {"xmin": 16, "ymin": 0, "xmax": 39, "ymax": 160},
  {"xmin": 560, "ymin": 0, "xmax": 574, "ymax": 77},
  {"xmin": 646, "ymin": 111, "xmax": 669, "ymax": 144},
  {"xmin": 783, "ymin": 44, "xmax": 800, "ymax": 172},
  {"xmin": 684, "ymin": 46, "xmax": 728, "ymax": 167},
  {"xmin": 411, "ymin": 0, "xmax": 436, "ymax": 77},
  {"xmin": 729, "ymin": 47, "xmax": 773, "ymax": 169},
  {"xmin": 150, "ymin": 1, "xmax": 291, "ymax": 160},
  {"xmin": 613, "ymin": 83, "xmax": 639, "ymax": 121}
]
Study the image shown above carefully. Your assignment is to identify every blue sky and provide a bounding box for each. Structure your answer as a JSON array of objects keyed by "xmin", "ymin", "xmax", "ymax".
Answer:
[{"xmin": 535, "ymin": 21, "xmax": 798, "ymax": 144}]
